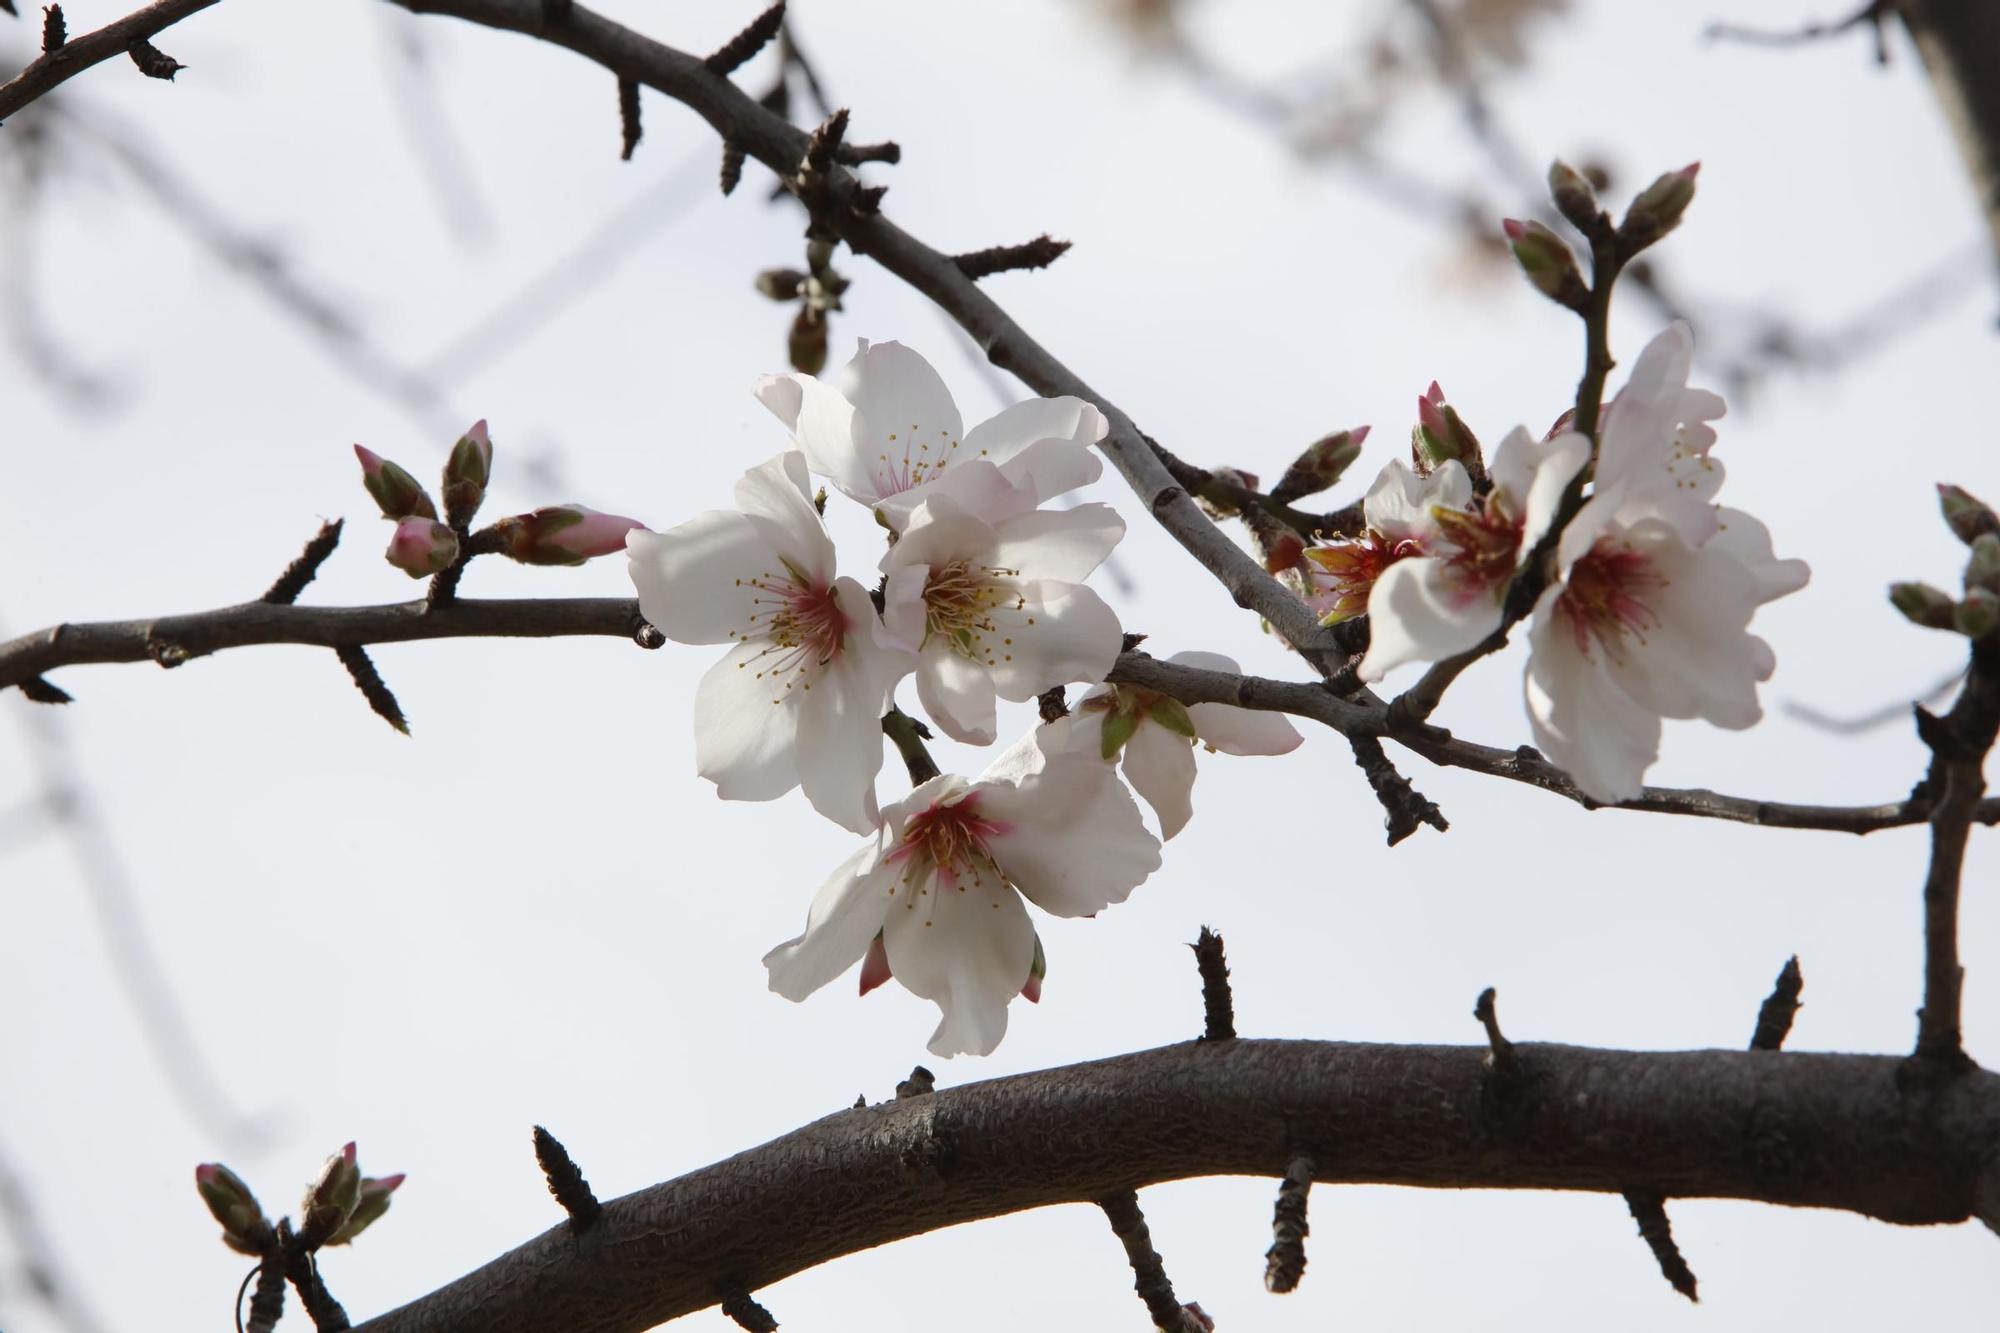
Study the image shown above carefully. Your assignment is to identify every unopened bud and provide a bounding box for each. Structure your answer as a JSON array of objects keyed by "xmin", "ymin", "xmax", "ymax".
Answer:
[
  {"xmin": 355, "ymin": 445, "xmax": 436, "ymax": 520},
  {"xmin": 755, "ymin": 267, "xmax": 807, "ymax": 301},
  {"xmin": 1270, "ymin": 426, "xmax": 1368, "ymax": 504},
  {"xmin": 196, "ymin": 1163, "xmax": 271, "ymax": 1255},
  {"xmin": 1619, "ymin": 162, "xmax": 1699, "ymax": 255},
  {"xmin": 858, "ymin": 932, "xmax": 892, "ymax": 997},
  {"xmin": 300, "ymin": 1142, "xmax": 362, "ymax": 1247},
  {"xmin": 1412, "ymin": 383, "xmax": 1484, "ymax": 479},
  {"xmin": 1547, "ymin": 159, "xmax": 1600, "ymax": 232},
  {"xmin": 1967, "ymin": 534, "xmax": 2000, "ymax": 595},
  {"xmin": 1957, "ymin": 588, "xmax": 1999, "ymax": 639},
  {"xmin": 789, "ymin": 305, "xmax": 829, "ymax": 376},
  {"xmin": 442, "ymin": 420, "xmax": 493, "ymax": 526},
  {"xmin": 385, "ymin": 517, "xmax": 460, "ymax": 578},
  {"xmin": 493, "ymin": 506, "xmax": 647, "ymax": 566},
  {"xmin": 326, "ymin": 1173, "xmax": 405, "ymax": 1246},
  {"xmin": 1021, "ymin": 934, "xmax": 1046, "ymax": 1004},
  {"xmin": 1501, "ymin": 218, "xmax": 1588, "ymax": 310},
  {"xmin": 1939, "ymin": 483, "xmax": 2000, "ymax": 546},
  {"xmin": 1890, "ymin": 581, "xmax": 1958, "ymax": 631}
]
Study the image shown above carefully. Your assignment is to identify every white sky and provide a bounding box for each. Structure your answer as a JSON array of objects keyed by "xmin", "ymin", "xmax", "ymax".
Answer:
[{"xmin": 3, "ymin": 1, "xmax": 1998, "ymax": 1330}]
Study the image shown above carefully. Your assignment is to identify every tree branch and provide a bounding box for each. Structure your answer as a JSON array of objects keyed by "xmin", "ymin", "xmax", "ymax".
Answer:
[
  {"xmin": 0, "ymin": 0, "xmax": 221, "ymax": 122},
  {"xmin": 341, "ymin": 1039, "xmax": 2000, "ymax": 1332},
  {"xmin": 1896, "ymin": 0, "xmax": 2000, "ymax": 274}
]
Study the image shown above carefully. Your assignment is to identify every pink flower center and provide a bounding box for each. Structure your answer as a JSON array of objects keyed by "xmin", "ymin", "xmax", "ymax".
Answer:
[
  {"xmin": 872, "ymin": 420, "xmax": 972, "ymax": 498},
  {"xmin": 1557, "ymin": 540, "xmax": 1665, "ymax": 662},
  {"xmin": 885, "ymin": 792, "xmax": 1015, "ymax": 909},
  {"xmin": 1429, "ymin": 495, "xmax": 1524, "ymax": 608},
  {"xmin": 922, "ymin": 558, "xmax": 1024, "ymax": 664},
  {"xmin": 1303, "ymin": 529, "xmax": 1421, "ymax": 623},
  {"xmin": 730, "ymin": 558, "xmax": 847, "ymax": 696}
]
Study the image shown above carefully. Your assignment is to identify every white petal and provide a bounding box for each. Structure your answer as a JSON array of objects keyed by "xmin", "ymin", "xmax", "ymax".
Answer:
[
  {"xmin": 1122, "ymin": 719, "xmax": 1198, "ymax": 839},
  {"xmin": 1711, "ymin": 507, "xmax": 1811, "ymax": 604},
  {"xmin": 1364, "ymin": 459, "xmax": 1460, "ymax": 540},
  {"xmin": 884, "ymin": 493, "xmax": 997, "ymax": 576},
  {"xmin": 916, "ymin": 646, "xmax": 999, "ymax": 745},
  {"xmin": 984, "ymin": 580, "xmax": 1124, "ymax": 698},
  {"xmin": 763, "ymin": 836, "xmax": 895, "ymax": 1001},
  {"xmin": 998, "ymin": 439, "xmax": 1104, "ymax": 505},
  {"xmin": 752, "ymin": 373, "xmax": 805, "ymax": 432},
  {"xmin": 792, "ymin": 580, "xmax": 901, "ymax": 834},
  {"xmin": 1165, "ymin": 651, "xmax": 1304, "ymax": 755},
  {"xmin": 1598, "ymin": 522, "xmax": 1764, "ymax": 729},
  {"xmin": 1359, "ymin": 557, "xmax": 1504, "ymax": 681},
  {"xmin": 878, "ymin": 562, "xmax": 932, "ymax": 654},
  {"xmin": 693, "ymin": 639, "xmax": 806, "ymax": 801},
  {"xmin": 1525, "ymin": 587, "xmax": 1661, "ymax": 803},
  {"xmin": 988, "ymin": 503, "xmax": 1126, "ymax": 584},
  {"xmin": 877, "ymin": 458, "xmax": 1034, "ymax": 531},
  {"xmin": 842, "ymin": 341, "xmax": 967, "ymax": 507},
  {"xmin": 1516, "ymin": 432, "xmax": 1591, "ymax": 553},
  {"xmin": 627, "ymin": 515, "xmax": 768, "ymax": 646},
  {"xmin": 983, "ymin": 752, "xmax": 1161, "ymax": 916},
  {"xmin": 962, "ymin": 396, "xmax": 1108, "ymax": 462},
  {"xmin": 882, "ymin": 869, "xmax": 1034, "ymax": 1058},
  {"xmin": 732, "ymin": 451, "xmax": 835, "ymax": 581}
]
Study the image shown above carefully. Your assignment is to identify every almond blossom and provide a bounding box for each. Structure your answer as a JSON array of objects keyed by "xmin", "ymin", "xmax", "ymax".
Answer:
[
  {"xmin": 1049, "ymin": 650, "xmax": 1303, "ymax": 839},
  {"xmin": 1523, "ymin": 323, "xmax": 1809, "ymax": 802},
  {"xmin": 1358, "ymin": 426, "xmax": 1588, "ymax": 680},
  {"xmin": 878, "ymin": 463, "xmax": 1126, "ymax": 745},
  {"xmin": 1302, "ymin": 458, "xmax": 1469, "ymax": 626},
  {"xmin": 626, "ymin": 451, "xmax": 912, "ymax": 833},
  {"xmin": 763, "ymin": 739, "xmax": 1162, "ymax": 1057},
  {"xmin": 754, "ymin": 339, "xmax": 1110, "ymax": 529}
]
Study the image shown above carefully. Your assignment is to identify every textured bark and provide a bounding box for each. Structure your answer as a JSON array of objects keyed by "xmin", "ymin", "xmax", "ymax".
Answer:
[
  {"xmin": 0, "ymin": 0, "xmax": 222, "ymax": 122},
  {"xmin": 348, "ymin": 1040, "xmax": 2000, "ymax": 1333},
  {"xmin": 1898, "ymin": 0, "xmax": 2000, "ymax": 272}
]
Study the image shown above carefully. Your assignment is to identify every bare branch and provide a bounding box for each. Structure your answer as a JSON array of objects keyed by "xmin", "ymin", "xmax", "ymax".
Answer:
[
  {"xmin": 262, "ymin": 520, "xmax": 346, "ymax": 606},
  {"xmin": 1098, "ymin": 1190, "xmax": 1207, "ymax": 1332},
  {"xmin": 1190, "ymin": 927, "xmax": 1234, "ymax": 1042},
  {"xmin": 952, "ymin": 234, "xmax": 1071, "ymax": 280},
  {"xmin": 335, "ymin": 645, "xmax": 409, "ymax": 734},
  {"xmin": 704, "ymin": 0, "xmax": 783, "ymax": 78},
  {"xmin": 1623, "ymin": 1189, "xmax": 1698, "ymax": 1302},
  {"xmin": 0, "ymin": 0, "xmax": 220, "ymax": 122},
  {"xmin": 1263, "ymin": 1155, "xmax": 1313, "ymax": 1294}
]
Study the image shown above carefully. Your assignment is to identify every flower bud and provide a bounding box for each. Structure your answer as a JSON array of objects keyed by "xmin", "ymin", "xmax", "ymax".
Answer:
[
  {"xmin": 858, "ymin": 932, "xmax": 891, "ymax": 997},
  {"xmin": 1956, "ymin": 588, "xmax": 1999, "ymax": 639},
  {"xmin": 326, "ymin": 1173, "xmax": 405, "ymax": 1246},
  {"xmin": 1501, "ymin": 218, "xmax": 1588, "ymax": 310},
  {"xmin": 1966, "ymin": 534, "xmax": 2000, "ymax": 596},
  {"xmin": 789, "ymin": 305, "xmax": 829, "ymax": 376},
  {"xmin": 493, "ymin": 506, "xmax": 647, "ymax": 566},
  {"xmin": 385, "ymin": 517, "xmax": 461, "ymax": 578},
  {"xmin": 755, "ymin": 267, "xmax": 807, "ymax": 301},
  {"xmin": 1619, "ymin": 162, "xmax": 1699, "ymax": 255},
  {"xmin": 442, "ymin": 420, "xmax": 493, "ymax": 526},
  {"xmin": 1412, "ymin": 383, "xmax": 1484, "ymax": 480},
  {"xmin": 355, "ymin": 445, "xmax": 437, "ymax": 521},
  {"xmin": 196, "ymin": 1162, "xmax": 271, "ymax": 1255},
  {"xmin": 1270, "ymin": 426, "xmax": 1367, "ymax": 504},
  {"xmin": 300, "ymin": 1142, "xmax": 362, "ymax": 1247},
  {"xmin": 1021, "ymin": 934, "xmax": 1046, "ymax": 1004},
  {"xmin": 1547, "ymin": 159, "xmax": 1600, "ymax": 232},
  {"xmin": 1890, "ymin": 581, "xmax": 1958, "ymax": 631},
  {"xmin": 1938, "ymin": 483, "xmax": 2000, "ymax": 546}
]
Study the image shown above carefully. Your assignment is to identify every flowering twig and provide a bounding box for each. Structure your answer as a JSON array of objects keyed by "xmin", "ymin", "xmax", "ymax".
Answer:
[{"xmin": 0, "ymin": 0, "xmax": 221, "ymax": 122}]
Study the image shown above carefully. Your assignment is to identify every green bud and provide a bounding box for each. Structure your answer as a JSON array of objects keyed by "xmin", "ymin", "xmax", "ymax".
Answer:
[
  {"xmin": 1966, "ymin": 534, "xmax": 2000, "ymax": 595},
  {"xmin": 789, "ymin": 305, "xmax": 829, "ymax": 376},
  {"xmin": 354, "ymin": 445, "xmax": 437, "ymax": 521},
  {"xmin": 1100, "ymin": 707, "xmax": 1140, "ymax": 760},
  {"xmin": 1501, "ymin": 218, "xmax": 1588, "ymax": 311},
  {"xmin": 1890, "ymin": 581, "xmax": 1959, "ymax": 631},
  {"xmin": 1939, "ymin": 483, "xmax": 2000, "ymax": 546},
  {"xmin": 441, "ymin": 420, "xmax": 493, "ymax": 526},
  {"xmin": 300, "ymin": 1142, "xmax": 362, "ymax": 1247},
  {"xmin": 1956, "ymin": 588, "xmax": 1999, "ymax": 639},
  {"xmin": 1619, "ymin": 162, "xmax": 1699, "ymax": 255},
  {"xmin": 196, "ymin": 1163, "xmax": 271, "ymax": 1256},
  {"xmin": 326, "ymin": 1173, "xmax": 405, "ymax": 1246},
  {"xmin": 1547, "ymin": 159, "xmax": 1600, "ymax": 232},
  {"xmin": 1148, "ymin": 697, "xmax": 1198, "ymax": 740},
  {"xmin": 1413, "ymin": 384, "xmax": 1485, "ymax": 481},
  {"xmin": 1271, "ymin": 427, "xmax": 1368, "ymax": 505}
]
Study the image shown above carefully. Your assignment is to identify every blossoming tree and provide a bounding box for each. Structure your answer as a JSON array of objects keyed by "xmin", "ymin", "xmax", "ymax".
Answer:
[{"xmin": 2, "ymin": 2, "xmax": 1998, "ymax": 1331}]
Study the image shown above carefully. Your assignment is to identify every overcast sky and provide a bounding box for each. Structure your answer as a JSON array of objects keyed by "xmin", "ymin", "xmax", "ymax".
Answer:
[{"xmin": 3, "ymin": 1, "xmax": 1998, "ymax": 1330}]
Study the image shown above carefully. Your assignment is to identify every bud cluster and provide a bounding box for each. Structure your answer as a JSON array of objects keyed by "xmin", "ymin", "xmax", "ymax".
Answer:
[
  {"xmin": 195, "ymin": 1141, "xmax": 403, "ymax": 1260},
  {"xmin": 1889, "ymin": 484, "xmax": 2000, "ymax": 640}
]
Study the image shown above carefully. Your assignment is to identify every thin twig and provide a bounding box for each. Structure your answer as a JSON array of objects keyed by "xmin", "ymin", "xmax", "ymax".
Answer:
[
  {"xmin": 0, "ymin": 0, "xmax": 220, "ymax": 122},
  {"xmin": 262, "ymin": 519, "xmax": 345, "ymax": 606},
  {"xmin": 1347, "ymin": 734, "xmax": 1449, "ymax": 844},
  {"xmin": 704, "ymin": 0, "xmax": 783, "ymax": 77},
  {"xmin": 1264, "ymin": 1155, "xmax": 1312, "ymax": 1294},
  {"xmin": 1623, "ymin": 1189, "xmax": 1698, "ymax": 1302},
  {"xmin": 1750, "ymin": 956, "xmax": 1804, "ymax": 1051},
  {"xmin": 881, "ymin": 706, "xmax": 941, "ymax": 784},
  {"xmin": 617, "ymin": 75, "xmax": 641, "ymax": 159},
  {"xmin": 953, "ymin": 234, "xmax": 1071, "ymax": 280},
  {"xmin": 1473, "ymin": 987, "xmax": 1519, "ymax": 1084},
  {"xmin": 718, "ymin": 1288, "xmax": 779, "ymax": 1332},
  {"xmin": 1190, "ymin": 927, "xmax": 1235, "ymax": 1042},
  {"xmin": 335, "ymin": 644, "xmax": 408, "ymax": 734},
  {"xmin": 533, "ymin": 1125, "xmax": 602, "ymax": 1232},
  {"xmin": 1097, "ymin": 1190, "xmax": 1205, "ymax": 1333}
]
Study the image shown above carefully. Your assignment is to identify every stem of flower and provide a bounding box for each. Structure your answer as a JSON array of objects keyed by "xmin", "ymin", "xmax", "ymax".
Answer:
[{"xmin": 881, "ymin": 706, "xmax": 941, "ymax": 785}]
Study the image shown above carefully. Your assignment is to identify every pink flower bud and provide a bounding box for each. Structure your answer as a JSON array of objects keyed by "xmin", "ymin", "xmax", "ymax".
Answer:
[
  {"xmin": 442, "ymin": 420, "xmax": 494, "ymax": 526},
  {"xmin": 494, "ymin": 506, "xmax": 647, "ymax": 566},
  {"xmin": 196, "ymin": 1162, "xmax": 271, "ymax": 1255},
  {"xmin": 300, "ymin": 1141, "xmax": 363, "ymax": 1247},
  {"xmin": 385, "ymin": 517, "xmax": 460, "ymax": 578},
  {"xmin": 1021, "ymin": 934, "xmax": 1046, "ymax": 1003},
  {"xmin": 327, "ymin": 1171, "xmax": 406, "ymax": 1247},
  {"xmin": 355, "ymin": 445, "xmax": 437, "ymax": 520},
  {"xmin": 858, "ymin": 933, "xmax": 892, "ymax": 997}
]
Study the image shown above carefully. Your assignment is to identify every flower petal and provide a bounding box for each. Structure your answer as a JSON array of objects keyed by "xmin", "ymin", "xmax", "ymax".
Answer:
[
  {"xmin": 842, "ymin": 341, "xmax": 967, "ymax": 506},
  {"xmin": 984, "ymin": 580, "xmax": 1124, "ymax": 698},
  {"xmin": 693, "ymin": 640, "xmax": 806, "ymax": 800},
  {"xmin": 961, "ymin": 395, "xmax": 1108, "ymax": 463},
  {"xmin": 792, "ymin": 580, "xmax": 902, "ymax": 834},
  {"xmin": 627, "ymin": 514, "xmax": 768, "ymax": 646},
  {"xmin": 733, "ymin": 451, "xmax": 835, "ymax": 582},
  {"xmin": 988, "ymin": 503, "xmax": 1126, "ymax": 584},
  {"xmin": 983, "ymin": 752, "xmax": 1161, "ymax": 917},
  {"xmin": 1525, "ymin": 586, "xmax": 1661, "ymax": 803},
  {"xmin": 1597, "ymin": 521, "xmax": 1764, "ymax": 729},
  {"xmin": 882, "ymin": 869, "xmax": 1034, "ymax": 1058},
  {"xmin": 1711, "ymin": 507, "xmax": 1811, "ymax": 604},
  {"xmin": 1167, "ymin": 651, "xmax": 1304, "ymax": 755},
  {"xmin": 763, "ymin": 837, "xmax": 895, "ymax": 1001},
  {"xmin": 916, "ymin": 645, "xmax": 1000, "ymax": 745},
  {"xmin": 1359, "ymin": 556, "xmax": 1504, "ymax": 681},
  {"xmin": 1363, "ymin": 459, "xmax": 1466, "ymax": 540},
  {"xmin": 1121, "ymin": 718, "xmax": 1198, "ymax": 839}
]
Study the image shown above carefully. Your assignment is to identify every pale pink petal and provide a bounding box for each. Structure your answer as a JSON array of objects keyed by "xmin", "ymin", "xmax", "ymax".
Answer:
[
  {"xmin": 732, "ymin": 451, "xmax": 834, "ymax": 579},
  {"xmin": 693, "ymin": 639, "xmax": 807, "ymax": 801},
  {"xmin": 842, "ymin": 341, "xmax": 966, "ymax": 505},
  {"xmin": 996, "ymin": 438, "xmax": 1104, "ymax": 505},
  {"xmin": 988, "ymin": 503, "xmax": 1126, "ymax": 584},
  {"xmin": 792, "ymin": 580, "xmax": 902, "ymax": 834},
  {"xmin": 764, "ymin": 838, "xmax": 896, "ymax": 1001},
  {"xmin": 1121, "ymin": 719, "xmax": 1198, "ymax": 840},
  {"xmin": 916, "ymin": 647, "xmax": 999, "ymax": 745},
  {"xmin": 878, "ymin": 563, "xmax": 932, "ymax": 654},
  {"xmin": 982, "ymin": 753, "xmax": 1161, "ymax": 917},
  {"xmin": 1711, "ymin": 507, "xmax": 1811, "ymax": 604},
  {"xmin": 961, "ymin": 396, "xmax": 1108, "ymax": 462},
  {"xmin": 752, "ymin": 373, "xmax": 804, "ymax": 431},
  {"xmin": 1359, "ymin": 557, "xmax": 1504, "ymax": 681},
  {"xmin": 881, "ymin": 867, "xmax": 1034, "ymax": 1058},
  {"xmin": 1597, "ymin": 522, "xmax": 1764, "ymax": 729},
  {"xmin": 627, "ymin": 515, "xmax": 768, "ymax": 646},
  {"xmin": 983, "ymin": 580, "xmax": 1123, "ymax": 698},
  {"xmin": 1525, "ymin": 587, "xmax": 1661, "ymax": 803},
  {"xmin": 1516, "ymin": 432, "xmax": 1590, "ymax": 552},
  {"xmin": 1168, "ymin": 651, "xmax": 1303, "ymax": 755},
  {"xmin": 1363, "ymin": 459, "xmax": 1467, "ymax": 541}
]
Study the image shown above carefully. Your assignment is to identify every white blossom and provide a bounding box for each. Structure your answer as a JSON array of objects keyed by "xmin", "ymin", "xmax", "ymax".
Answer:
[
  {"xmin": 1302, "ymin": 458, "xmax": 1470, "ymax": 626},
  {"xmin": 1524, "ymin": 324, "xmax": 1809, "ymax": 801},
  {"xmin": 754, "ymin": 339, "xmax": 1109, "ymax": 529},
  {"xmin": 763, "ymin": 740, "xmax": 1162, "ymax": 1057},
  {"xmin": 626, "ymin": 451, "xmax": 912, "ymax": 833}
]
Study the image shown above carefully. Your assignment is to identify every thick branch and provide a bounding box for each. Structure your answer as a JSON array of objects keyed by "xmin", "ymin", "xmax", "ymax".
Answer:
[
  {"xmin": 346, "ymin": 1039, "xmax": 2000, "ymax": 1333},
  {"xmin": 0, "ymin": 0, "xmax": 220, "ymax": 122}
]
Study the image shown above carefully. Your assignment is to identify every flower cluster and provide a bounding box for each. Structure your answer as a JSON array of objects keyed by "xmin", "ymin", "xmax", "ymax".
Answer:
[
  {"xmin": 629, "ymin": 342, "xmax": 1295, "ymax": 1056},
  {"xmin": 1305, "ymin": 323, "xmax": 1808, "ymax": 802}
]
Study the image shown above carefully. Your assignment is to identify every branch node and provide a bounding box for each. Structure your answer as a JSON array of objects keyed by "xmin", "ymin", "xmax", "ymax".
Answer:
[
  {"xmin": 18, "ymin": 674, "xmax": 71, "ymax": 704},
  {"xmin": 617, "ymin": 77, "xmax": 642, "ymax": 161},
  {"xmin": 1623, "ymin": 1189, "xmax": 1698, "ymax": 1302},
  {"xmin": 631, "ymin": 616, "xmax": 666, "ymax": 649},
  {"xmin": 41, "ymin": 3, "xmax": 64, "ymax": 52},
  {"xmin": 1348, "ymin": 735, "xmax": 1449, "ymax": 844},
  {"xmin": 148, "ymin": 637, "xmax": 193, "ymax": 669},
  {"xmin": 1190, "ymin": 927, "xmax": 1235, "ymax": 1042},
  {"xmin": 1264, "ymin": 1154, "xmax": 1313, "ymax": 1294},
  {"xmin": 1098, "ymin": 1190, "xmax": 1208, "ymax": 1332},
  {"xmin": 895, "ymin": 1065, "xmax": 935, "ymax": 1099},
  {"xmin": 532, "ymin": 1125, "xmax": 603, "ymax": 1233},
  {"xmin": 1749, "ymin": 955, "xmax": 1804, "ymax": 1051},
  {"xmin": 127, "ymin": 37, "xmax": 184, "ymax": 80},
  {"xmin": 1037, "ymin": 685, "xmax": 1069, "ymax": 722},
  {"xmin": 704, "ymin": 1, "xmax": 785, "ymax": 77},
  {"xmin": 335, "ymin": 645, "xmax": 408, "ymax": 734},
  {"xmin": 953, "ymin": 234, "xmax": 1071, "ymax": 280},
  {"xmin": 1473, "ymin": 987, "xmax": 1520, "ymax": 1084},
  {"xmin": 718, "ymin": 1287, "xmax": 780, "ymax": 1331},
  {"xmin": 262, "ymin": 519, "xmax": 345, "ymax": 605},
  {"xmin": 720, "ymin": 139, "xmax": 747, "ymax": 195}
]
